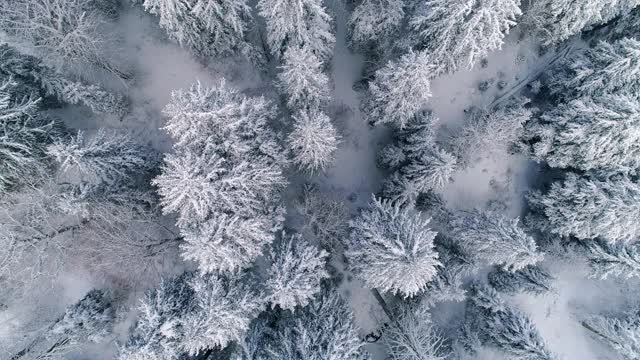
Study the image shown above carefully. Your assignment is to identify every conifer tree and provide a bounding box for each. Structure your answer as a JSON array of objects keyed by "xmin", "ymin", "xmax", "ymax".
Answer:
[
  {"xmin": 583, "ymin": 310, "xmax": 640, "ymax": 360},
  {"xmin": 587, "ymin": 240, "xmax": 640, "ymax": 280},
  {"xmin": 488, "ymin": 265, "xmax": 555, "ymax": 295},
  {"xmin": 348, "ymin": 0, "xmax": 404, "ymax": 48},
  {"xmin": 287, "ymin": 109, "xmax": 340, "ymax": 173}
]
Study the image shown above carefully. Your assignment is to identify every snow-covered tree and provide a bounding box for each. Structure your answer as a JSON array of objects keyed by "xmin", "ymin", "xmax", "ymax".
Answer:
[
  {"xmin": 583, "ymin": 310, "xmax": 640, "ymax": 360},
  {"xmin": 451, "ymin": 209, "xmax": 543, "ymax": 271},
  {"xmin": 547, "ymin": 38, "xmax": 640, "ymax": 99},
  {"xmin": 179, "ymin": 273, "xmax": 263, "ymax": 354},
  {"xmin": 278, "ymin": 46, "xmax": 331, "ymax": 111},
  {"xmin": 267, "ymin": 288, "xmax": 368, "ymax": 359},
  {"xmin": 264, "ymin": 233, "xmax": 329, "ymax": 311},
  {"xmin": 346, "ymin": 196, "xmax": 441, "ymax": 298},
  {"xmin": 180, "ymin": 213, "xmax": 276, "ymax": 274},
  {"xmin": 587, "ymin": 240, "xmax": 640, "ymax": 280},
  {"xmin": 527, "ymin": 173, "xmax": 640, "ymax": 243},
  {"xmin": 452, "ymin": 99, "xmax": 533, "ymax": 168},
  {"xmin": 47, "ymin": 129, "xmax": 148, "ymax": 187},
  {"xmin": 0, "ymin": 44, "xmax": 128, "ymax": 116},
  {"xmin": 294, "ymin": 184, "xmax": 348, "ymax": 250},
  {"xmin": 463, "ymin": 284, "xmax": 556, "ymax": 360},
  {"xmin": 379, "ymin": 111, "xmax": 456, "ymax": 206},
  {"xmin": 385, "ymin": 302, "xmax": 450, "ymax": 360},
  {"xmin": 408, "ymin": 0, "xmax": 521, "ymax": 74},
  {"xmin": 0, "ymin": 0, "xmax": 128, "ymax": 79},
  {"xmin": 525, "ymin": 0, "xmax": 640, "ymax": 45},
  {"xmin": 488, "ymin": 265, "xmax": 554, "ymax": 295},
  {"xmin": 365, "ymin": 50, "xmax": 434, "ymax": 128},
  {"xmin": 118, "ymin": 274, "xmax": 195, "ymax": 360},
  {"xmin": 348, "ymin": 0, "xmax": 404, "ymax": 48},
  {"xmin": 140, "ymin": 0, "xmax": 253, "ymax": 58},
  {"xmin": 0, "ymin": 78, "xmax": 57, "ymax": 192},
  {"xmin": 10, "ymin": 289, "xmax": 115, "ymax": 360},
  {"xmin": 287, "ymin": 109, "xmax": 340, "ymax": 173},
  {"xmin": 257, "ymin": 0, "xmax": 335, "ymax": 59}
]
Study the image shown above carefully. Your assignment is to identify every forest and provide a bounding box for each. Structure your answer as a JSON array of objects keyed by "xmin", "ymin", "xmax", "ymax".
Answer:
[{"xmin": 0, "ymin": 0, "xmax": 640, "ymax": 359}]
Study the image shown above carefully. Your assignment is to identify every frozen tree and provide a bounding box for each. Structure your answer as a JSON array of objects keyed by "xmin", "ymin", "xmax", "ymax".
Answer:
[
  {"xmin": 525, "ymin": 0, "xmax": 640, "ymax": 45},
  {"xmin": 264, "ymin": 233, "xmax": 329, "ymax": 311},
  {"xmin": 287, "ymin": 109, "xmax": 340, "ymax": 173},
  {"xmin": 348, "ymin": 0, "xmax": 404, "ymax": 47},
  {"xmin": 452, "ymin": 99, "xmax": 533, "ymax": 168},
  {"xmin": 408, "ymin": 0, "xmax": 521, "ymax": 74},
  {"xmin": 47, "ymin": 129, "xmax": 148, "ymax": 187},
  {"xmin": 488, "ymin": 265, "xmax": 555, "ymax": 295},
  {"xmin": 278, "ymin": 46, "xmax": 331, "ymax": 111},
  {"xmin": 140, "ymin": 0, "xmax": 253, "ymax": 58},
  {"xmin": 179, "ymin": 273, "xmax": 263, "ymax": 354},
  {"xmin": 547, "ymin": 38, "xmax": 640, "ymax": 99},
  {"xmin": 118, "ymin": 274, "xmax": 195, "ymax": 360},
  {"xmin": 0, "ymin": 78, "xmax": 57, "ymax": 192},
  {"xmin": 366, "ymin": 50, "xmax": 434, "ymax": 128},
  {"xmin": 10, "ymin": 289, "xmax": 115, "ymax": 360},
  {"xmin": 379, "ymin": 111, "xmax": 456, "ymax": 206},
  {"xmin": 587, "ymin": 240, "xmax": 640, "ymax": 280},
  {"xmin": 583, "ymin": 310, "xmax": 640, "ymax": 360},
  {"xmin": 294, "ymin": 184, "xmax": 348, "ymax": 250},
  {"xmin": 180, "ymin": 213, "xmax": 276, "ymax": 274},
  {"xmin": 527, "ymin": 173, "xmax": 640, "ymax": 243},
  {"xmin": 385, "ymin": 302, "xmax": 450, "ymax": 360},
  {"xmin": 0, "ymin": 44, "xmax": 128, "ymax": 115},
  {"xmin": 346, "ymin": 196, "xmax": 441, "ymax": 298},
  {"xmin": 451, "ymin": 209, "xmax": 544, "ymax": 271},
  {"xmin": 257, "ymin": 0, "xmax": 334, "ymax": 59},
  {"xmin": 268, "ymin": 288, "xmax": 368, "ymax": 359},
  {"xmin": 0, "ymin": 0, "xmax": 129, "ymax": 79},
  {"xmin": 463, "ymin": 284, "xmax": 556, "ymax": 360},
  {"xmin": 527, "ymin": 94, "xmax": 640, "ymax": 173}
]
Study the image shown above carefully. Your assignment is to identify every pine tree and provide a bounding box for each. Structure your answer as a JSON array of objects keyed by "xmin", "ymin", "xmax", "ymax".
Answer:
[
  {"xmin": 140, "ymin": 0, "xmax": 253, "ymax": 58},
  {"xmin": 488, "ymin": 265, "xmax": 555, "ymax": 295},
  {"xmin": 365, "ymin": 50, "xmax": 434, "ymax": 128},
  {"xmin": 267, "ymin": 288, "xmax": 368, "ymax": 359},
  {"xmin": 384, "ymin": 302, "xmax": 450, "ymax": 360},
  {"xmin": 258, "ymin": 0, "xmax": 335, "ymax": 59},
  {"xmin": 547, "ymin": 38, "xmax": 640, "ymax": 99},
  {"xmin": 527, "ymin": 173, "xmax": 640, "ymax": 243},
  {"xmin": 0, "ymin": 44, "xmax": 128, "ymax": 116},
  {"xmin": 463, "ymin": 284, "xmax": 556, "ymax": 360},
  {"xmin": 264, "ymin": 233, "xmax": 329, "ymax": 311},
  {"xmin": 526, "ymin": 94, "xmax": 640, "ymax": 173},
  {"xmin": 409, "ymin": 0, "xmax": 521, "ymax": 74},
  {"xmin": 451, "ymin": 209, "xmax": 544, "ymax": 271},
  {"xmin": 525, "ymin": 0, "xmax": 640, "ymax": 45},
  {"xmin": 583, "ymin": 310, "xmax": 640, "ymax": 360},
  {"xmin": 47, "ymin": 129, "xmax": 148, "ymax": 188},
  {"xmin": 346, "ymin": 196, "xmax": 441, "ymax": 298},
  {"xmin": 587, "ymin": 240, "xmax": 640, "ymax": 280},
  {"xmin": 287, "ymin": 109, "xmax": 340, "ymax": 173},
  {"xmin": 278, "ymin": 46, "xmax": 331, "ymax": 111},
  {"xmin": 348, "ymin": 0, "xmax": 404, "ymax": 48}
]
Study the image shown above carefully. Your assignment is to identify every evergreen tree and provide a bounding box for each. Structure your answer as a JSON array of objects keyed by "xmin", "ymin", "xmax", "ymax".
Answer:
[
  {"xmin": 258, "ymin": 0, "xmax": 335, "ymax": 59},
  {"xmin": 348, "ymin": 0, "xmax": 404, "ymax": 48},
  {"xmin": 346, "ymin": 196, "xmax": 441, "ymax": 298},
  {"xmin": 366, "ymin": 50, "xmax": 434, "ymax": 128},
  {"xmin": 267, "ymin": 288, "xmax": 368, "ymax": 359},
  {"xmin": 287, "ymin": 109, "xmax": 340, "ymax": 173},
  {"xmin": 277, "ymin": 46, "xmax": 331, "ymax": 111},
  {"xmin": 583, "ymin": 310, "xmax": 640, "ymax": 360},
  {"xmin": 264, "ymin": 233, "xmax": 329, "ymax": 311},
  {"xmin": 488, "ymin": 265, "xmax": 555, "ymax": 295},
  {"xmin": 451, "ymin": 209, "xmax": 544, "ymax": 271},
  {"xmin": 409, "ymin": 0, "xmax": 521, "ymax": 74},
  {"xmin": 385, "ymin": 302, "xmax": 450, "ymax": 360},
  {"xmin": 587, "ymin": 240, "xmax": 640, "ymax": 279},
  {"xmin": 527, "ymin": 173, "xmax": 640, "ymax": 243},
  {"xmin": 525, "ymin": 0, "xmax": 640, "ymax": 45},
  {"xmin": 526, "ymin": 94, "xmax": 640, "ymax": 173}
]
